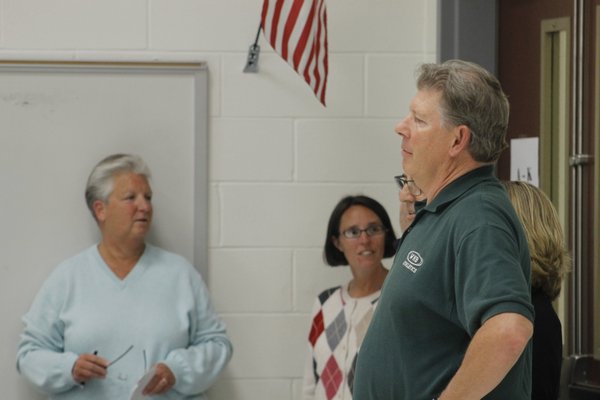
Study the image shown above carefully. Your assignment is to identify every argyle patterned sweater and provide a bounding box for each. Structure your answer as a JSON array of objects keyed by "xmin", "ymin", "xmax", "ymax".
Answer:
[{"xmin": 302, "ymin": 284, "xmax": 380, "ymax": 400}]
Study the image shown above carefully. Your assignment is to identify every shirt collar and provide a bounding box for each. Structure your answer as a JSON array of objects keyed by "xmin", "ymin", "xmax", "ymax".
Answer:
[{"xmin": 421, "ymin": 165, "xmax": 498, "ymax": 214}]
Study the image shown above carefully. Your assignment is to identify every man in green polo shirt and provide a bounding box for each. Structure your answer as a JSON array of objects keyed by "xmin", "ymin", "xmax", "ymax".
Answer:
[{"xmin": 353, "ymin": 60, "xmax": 534, "ymax": 400}]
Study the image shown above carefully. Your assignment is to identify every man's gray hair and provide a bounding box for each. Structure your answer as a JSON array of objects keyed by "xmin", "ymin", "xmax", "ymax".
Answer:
[
  {"xmin": 85, "ymin": 153, "xmax": 151, "ymax": 220},
  {"xmin": 416, "ymin": 59, "xmax": 510, "ymax": 162}
]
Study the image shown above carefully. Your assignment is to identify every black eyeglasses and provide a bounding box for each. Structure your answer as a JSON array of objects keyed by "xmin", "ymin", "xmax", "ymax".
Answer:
[
  {"xmin": 394, "ymin": 174, "xmax": 423, "ymax": 196},
  {"xmin": 340, "ymin": 224, "xmax": 387, "ymax": 239},
  {"xmin": 80, "ymin": 345, "xmax": 134, "ymax": 386},
  {"xmin": 108, "ymin": 345, "xmax": 134, "ymax": 367}
]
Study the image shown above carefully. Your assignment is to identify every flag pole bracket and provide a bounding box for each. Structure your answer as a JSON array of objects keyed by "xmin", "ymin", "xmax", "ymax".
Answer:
[{"xmin": 243, "ymin": 24, "xmax": 262, "ymax": 73}]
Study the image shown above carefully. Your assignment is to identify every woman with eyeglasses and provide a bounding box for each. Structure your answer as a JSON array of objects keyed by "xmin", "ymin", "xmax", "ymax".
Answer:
[
  {"xmin": 302, "ymin": 195, "xmax": 397, "ymax": 400},
  {"xmin": 17, "ymin": 154, "xmax": 232, "ymax": 399}
]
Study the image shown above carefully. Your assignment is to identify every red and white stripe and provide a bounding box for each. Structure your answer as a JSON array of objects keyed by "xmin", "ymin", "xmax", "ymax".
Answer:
[{"xmin": 261, "ymin": 0, "xmax": 328, "ymax": 105}]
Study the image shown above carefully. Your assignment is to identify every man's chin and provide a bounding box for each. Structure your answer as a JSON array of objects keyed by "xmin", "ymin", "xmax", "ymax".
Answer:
[{"xmin": 402, "ymin": 163, "xmax": 412, "ymax": 176}]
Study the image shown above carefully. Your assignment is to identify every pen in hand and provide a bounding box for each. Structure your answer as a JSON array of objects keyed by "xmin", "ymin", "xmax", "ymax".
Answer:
[
  {"xmin": 79, "ymin": 350, "xmax": 98, "ymax": 386},
  {"xmin": 76, "ymin": 345, "xmax": 132, "ymax": 387}
]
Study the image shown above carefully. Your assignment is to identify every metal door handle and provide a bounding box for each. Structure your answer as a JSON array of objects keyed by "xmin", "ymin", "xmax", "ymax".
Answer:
[{"xmin": 569, "ymin": 154, "xmax": 593, "ymax": 166}]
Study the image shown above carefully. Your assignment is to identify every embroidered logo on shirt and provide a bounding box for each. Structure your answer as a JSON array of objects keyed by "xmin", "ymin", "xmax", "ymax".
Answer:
[{"xmin": 402, "ymin": 250, "xmax": 423, "ymax": 273}]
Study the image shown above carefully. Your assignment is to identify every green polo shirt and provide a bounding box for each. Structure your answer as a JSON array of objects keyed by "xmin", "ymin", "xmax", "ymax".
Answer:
[{"xmin": 353, "ymin": 166, "xmax": 534, "ymax": 400}]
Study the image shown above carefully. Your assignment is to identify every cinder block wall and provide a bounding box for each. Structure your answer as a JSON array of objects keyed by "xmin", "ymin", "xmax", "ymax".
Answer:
[{"xmin": 1, "ymin": 0, "xmax": 436, "ymax": 399}]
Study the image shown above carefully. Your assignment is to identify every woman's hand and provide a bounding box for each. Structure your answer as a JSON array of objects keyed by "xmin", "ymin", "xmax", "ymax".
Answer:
[
  {"xmin": 72, "ymin": 352, "xmax": 108, "ymax": 383},
  {"xmin": 142, "ymin": 363, "xmax": 176, "ymax": 395}
]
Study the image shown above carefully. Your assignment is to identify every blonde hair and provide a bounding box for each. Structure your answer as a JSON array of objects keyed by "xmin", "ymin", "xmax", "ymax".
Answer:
[{"xmin": 502, "ymin": 181, "xmax": 571, "ymax": 300}]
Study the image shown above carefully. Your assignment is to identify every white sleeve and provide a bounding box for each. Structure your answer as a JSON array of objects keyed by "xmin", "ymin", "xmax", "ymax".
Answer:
[
  {"xmin": 163, "ymin": 271, "xmax": 233, "ymax": 395},
  {"xmin": 302, "ymin": 343, "xmax": 317, "ymax": 400},
  {"xmin": 17, "ymin": 271, "xmax": 80, "ymax": 394}
]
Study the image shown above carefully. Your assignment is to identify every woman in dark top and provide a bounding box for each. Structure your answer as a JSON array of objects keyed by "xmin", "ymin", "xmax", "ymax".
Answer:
[{"xmin": 503, "ymin": 181, "xmax": 571, "ymax": 400}]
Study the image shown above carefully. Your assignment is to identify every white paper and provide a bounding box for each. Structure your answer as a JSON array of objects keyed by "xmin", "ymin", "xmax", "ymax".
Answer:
[
  {"xmin": 510, "ymin": 137, "xmax": 539, "ymax": 187},
  {"xmin": 129, "ymin": 367, "xmax": 156, "ymax": 400}
]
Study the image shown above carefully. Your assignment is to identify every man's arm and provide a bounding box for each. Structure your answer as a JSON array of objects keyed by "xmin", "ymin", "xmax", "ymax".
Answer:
[{"xmin": 438, "ymin": 312, "xmax": 533, "ymax": 400}]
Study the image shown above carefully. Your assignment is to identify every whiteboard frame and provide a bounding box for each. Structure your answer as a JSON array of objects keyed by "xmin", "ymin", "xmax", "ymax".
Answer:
[{"xmin": 0, "ymin": 61, "xmax": 209, "ymax": 277}]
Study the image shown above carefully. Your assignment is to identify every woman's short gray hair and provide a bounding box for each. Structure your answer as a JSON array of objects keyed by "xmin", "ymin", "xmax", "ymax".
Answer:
[
  {"xmin": 416, "ymin": 59, "xmax": 510, "ymax": 163},
  {"xmin": 85, "ymin": 153, "xmax": 151, "ymax": 220}
]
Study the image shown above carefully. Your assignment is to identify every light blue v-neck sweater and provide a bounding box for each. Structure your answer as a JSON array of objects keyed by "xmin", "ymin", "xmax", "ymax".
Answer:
[{"xmin": 17, "ymin": 244, "xmax": 232, "ymax": 400}]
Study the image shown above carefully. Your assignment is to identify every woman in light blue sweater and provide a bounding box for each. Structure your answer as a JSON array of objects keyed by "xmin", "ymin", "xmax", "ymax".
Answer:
[{"xmin": 17, "ymin": 154, "xmax": 232, "ymax": 399}]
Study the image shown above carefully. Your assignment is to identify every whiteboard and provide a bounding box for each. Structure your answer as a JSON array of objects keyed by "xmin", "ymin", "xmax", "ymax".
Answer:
[{"xmin": 0, "ymin": 61, "xmax": 208, "ymax": 399}]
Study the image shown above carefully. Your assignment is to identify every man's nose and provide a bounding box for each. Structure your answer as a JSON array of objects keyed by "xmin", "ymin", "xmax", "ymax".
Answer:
[{"xmin": 394, "ymin": 115, "xmax": 410, "ymax": 137}]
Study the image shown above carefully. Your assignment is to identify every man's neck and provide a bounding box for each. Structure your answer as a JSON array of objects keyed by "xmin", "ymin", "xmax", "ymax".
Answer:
[{"xmin": 425, "ymin": 158, "xmax": 484, "ymax": 203}]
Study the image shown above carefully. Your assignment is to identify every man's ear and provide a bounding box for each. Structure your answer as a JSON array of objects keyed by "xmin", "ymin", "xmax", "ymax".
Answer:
[
  {"xmin": 93, "ymin": 200, "xmax": 106, "ymax": 223},
  {"xmin": 449, "ymin": 125, "xmax": 471, "ymax": 157}
]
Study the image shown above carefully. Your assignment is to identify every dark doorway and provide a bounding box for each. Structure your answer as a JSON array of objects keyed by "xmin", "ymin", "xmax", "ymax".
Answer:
[{"xmin": 498, "ymin": 0, "xmax": 599, "ymax": 358}]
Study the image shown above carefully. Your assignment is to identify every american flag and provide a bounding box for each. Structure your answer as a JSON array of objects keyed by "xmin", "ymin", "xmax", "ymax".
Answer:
[{"xmin": 261, "ymin": 0, "xmax": 328, "ymax": 106}]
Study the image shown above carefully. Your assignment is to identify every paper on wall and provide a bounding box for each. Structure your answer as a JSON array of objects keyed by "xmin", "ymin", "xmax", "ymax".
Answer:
[{"xmin": 510, "ymin": 137, "xmax": 539, "ymax": 187}]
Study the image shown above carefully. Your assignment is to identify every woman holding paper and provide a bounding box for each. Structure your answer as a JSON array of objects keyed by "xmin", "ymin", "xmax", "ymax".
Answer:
[{"xmin": 17, "ymin": 153, "xmax": 232, "ymax": 399}]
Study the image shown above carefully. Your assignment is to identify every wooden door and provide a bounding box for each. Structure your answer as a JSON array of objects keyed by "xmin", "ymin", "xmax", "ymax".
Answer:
[{"xmin": 498, "ymin": 0, "xmax": 599, "ymax": 356}]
